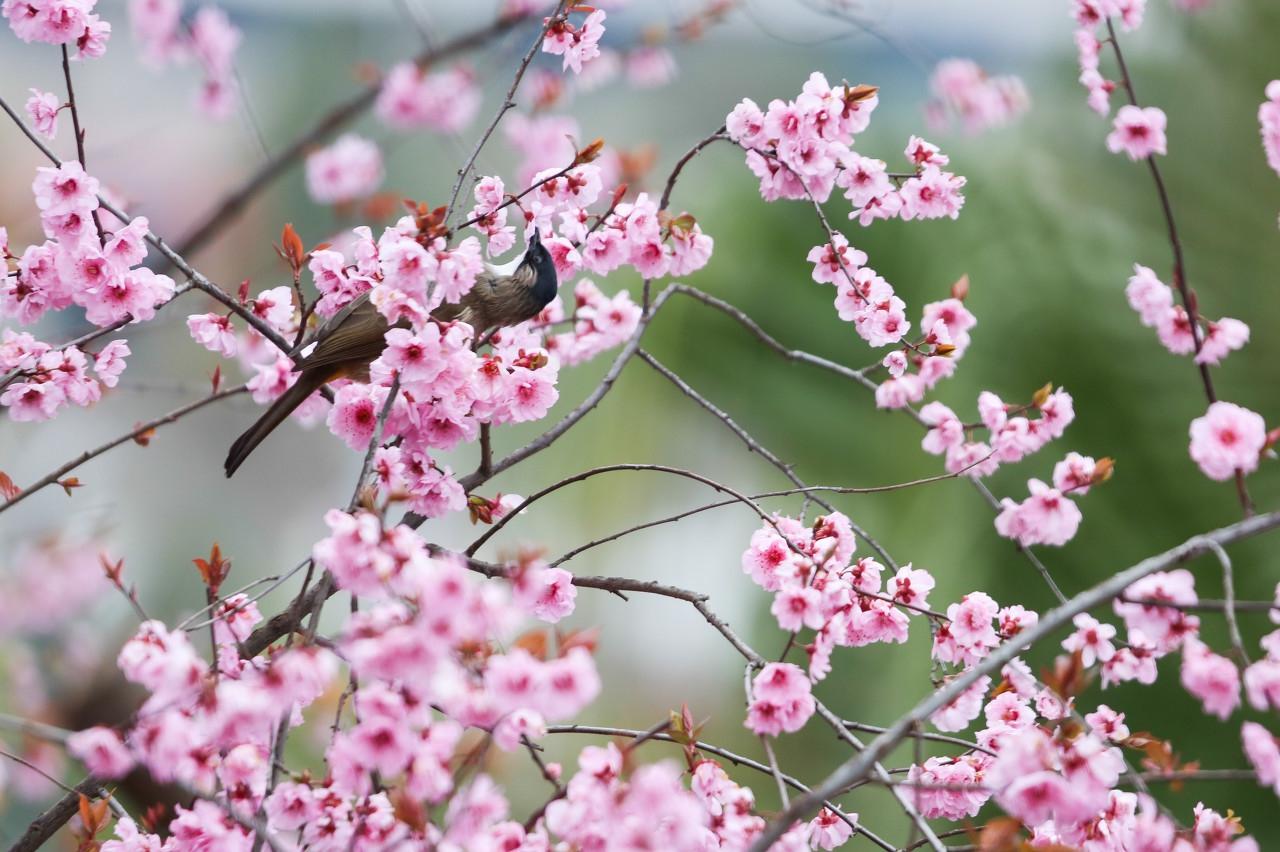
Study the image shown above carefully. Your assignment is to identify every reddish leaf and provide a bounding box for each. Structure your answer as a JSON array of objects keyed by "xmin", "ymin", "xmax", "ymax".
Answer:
[
  {"xmin": 512, "ymin": 630, "xmax": 548, "ymax": 660},
  {"xmin": 100, "ymin": 553, "xmax": 124, "ymax": 584},
  {"xmin": 557, "ymin": 625, "xmax": 600, "ymax": 656},
  {"xmin": 574, "ymin": 136, "xmax": 605, "ymax": 165},
  {"xmin": 0, "ymin": 470, "xmax": 20, "ymax": 501},
  {"xmin": 1031, "ymin": 381, "xmax": 1054, "ymax": 408},
  {"xmin": 467, "ymin": 494, "xmax": 494, "ymax": 525},
  {"xmin": 951, "ymin": 273, "xmax": 971, "ymax": 301},
  {"xmin": 236, "ymin": 278, "xmax": 251, "ymax": 304},
  {"xmin": 58, "ymin": 477, "xmax": 83, "ymax": 497},
  {"xmin": 210, "ymin": 364, "xmax": 222, "ymax": 394},
  {"xmin": 193, "ymin": 542, "xmax": 231, "ymax": 593},
  {"xmin": 133, "ymin": 425, "xmax": 156, "ymax": 447},
  {"xmin": 976, "ymin": 817, "xmax": 1022, "ymax": 852},
  {"xmin": 1092, "ymin": 457, "xmax": 1115, "ymax": 484}
]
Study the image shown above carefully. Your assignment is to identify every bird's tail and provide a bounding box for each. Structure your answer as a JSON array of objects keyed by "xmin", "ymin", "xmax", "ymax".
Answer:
[{"xmin": 224, "ymin": 370, "xmax": 328, "ymax": 477}]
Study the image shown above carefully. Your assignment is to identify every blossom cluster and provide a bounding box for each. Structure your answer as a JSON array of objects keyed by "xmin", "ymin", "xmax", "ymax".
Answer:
[
  {"xmin": 728, "ymin": 74, "xmax": 966, "ymax": 365},
  {"xmin": 918, "ymin": 384, "xmax": 1096, "ymax": 546},
  {"xmin": 374, "ymin": 62, "xmax": 480, "ymax": 134},
  {"xmin": 304, "ymin": 134, "xmax": 385, "ymax": 206},
  {"xmin": 2, "ymin": 0, "xmax": 110, "ymax": 57},
  {"xmin": 741, "ymin": 511, "xmax": 939, "ymax": 687},
  {"xmin": 1, "ymin": 161, "xmax": 169, "ymax": 421},
  {"xmin": 926, "ymin": 58, "xmax": 1030, "ymax": 134},
  {"xmin": 541, "ymin": 7, "xmax": 606, "ymax": 74},
  {"xmin": 129, "ymin": 1, "xmax": 242, "ymax": 118},
  {"xmin": 904, "ymin": 576, "xmax": 1272, "ymax": 849}
]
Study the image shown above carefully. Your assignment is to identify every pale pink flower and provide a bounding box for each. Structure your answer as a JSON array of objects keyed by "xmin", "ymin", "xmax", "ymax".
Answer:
[
  {"xmin": 1242, "ymin": 722, "xmax": 1280, "ymax": 796},
  {"xmin": 376, "ymin": 63, "xmax": 480, "ymax": 133},
  {"xmin": 186, "ymin": 312, "xmax": 237, "ymax": 358},
  {"xmin": 25, "ymin": 88, "xmax": 59, "ymax": 138},
  {"xmin": 1125, "ymin": 263, "xmax": 1173, "ymax": 326},
  {"xmin": 305, "ymin": 134, "xmax": 384, "ymax": 204},
  {"xmin": 1181, "ymin": 641, "xmax": 1241, "ymax": 720},
  {"xmin": 1106, "ymin": 105, "xmax": 1167, "ymax": 160},
  {"xmin": 68, "ymin": 726, "xmax": 135, "ymax": 779},
  {"xmin": 1062, "ymin": 613, "xmax": 1117, "ymax": 666},
  {"xmin": 1188, "ymin": 401, "xmax": 1266, "ymax": 481},
  {"xmin": 93, "ymin": 339, "xmax": 130, "ymax": 388},
  {"xmin": 32, "ymin": 161, "xmax": 99, "ymax": 217},
  {"xmin": 1195, "ymin": 317, "xmax": 1249, "ymax": 366}
]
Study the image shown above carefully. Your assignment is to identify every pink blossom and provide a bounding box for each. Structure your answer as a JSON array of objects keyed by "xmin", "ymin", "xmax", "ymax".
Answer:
[
  {"xmin": 103, "ymin": 216, "xmax": 150, "ymax": 270},
  {"xmin": 1242, "ymin": 722, "xmax": 1280, "ymax": 796},
  {"xmin": 376, "ymin": 63, "xmax": 480, "ymax": 133},
  {"xmin": 25, "ymin": 88, "xmax": 59, "ymax": 138},
  {"xmin": 806, "ymin": 232, "xmax": 865, "ymax": 285},
  {"xmin": 1181, "ymin": 641, "xmax": 1241, "ymax": 720},
  {"xmin": 186, "ymin": 312, "xmax": 237, "ymax": 358},
  {"xmin": 67, "ymin": 726, "xmax": 135, "ymax": 778},
  {"xmin": 1125, "ymin": 263, "xmax": 1173, "ymax": 326},
  {"xmin": 305, "ymin": 134, "xmax": 384, "ymax": 204},
  {"xmin": 995, "ymin": 479, "xmax": 1083, "ymax": 547},
  {"xmin": 898, "ymin": 165, "xmax": 966, "ymax": 220},
  {"xmin": 920, "ymin": 401, "xmax": 964, "ymax": 455},
  {"xmin": 512, "ymin": 562, "xmax": 577, "ymax": 623},
  {"xmin": 1106, "ymin": 105, "xmax": 1167, "ymax": 160},
  {"xmin": 931, "ymin": 675, "xmax": 989, "ymax": 732},
  {"xmin": 927, "ymin": 58, "xmax": 1030, "ymax": 134},
  {"xmin": 771, "ymin": 585, "xmax": 823, "ymax": 631},
  {"xmin": 93, "ymin": 339, "xmax": 130, "ymax": 387},
  {"xmin": 32, "ymin": 161, "xmax": 99, "ymax": 218},
  {"xmin": 1086, "ymin": 704, "xmax": 1130, "ymax": 742},
  {"xmin": 2, "ymin": 379, "xmax": 65, "ymax": 422},
  {"xmin": 1261, "ymin": 81, "xmax": 1280, "ymax": 177},
  {"xmin": 1188, "ymin": 401, "xmax": 1267, "ymax": 481},
  {"xmin": 807, "ymin": 807, "xmax": 854, "ymax": 850},
  {"xmin": 1062, "ymin": 613, "xmax": 1117, "ymax": 665},
  {"xmin": 1195, "ymin": 317, "xmax": 1250, "ymax": 366},
  {"xmin": 542, "ymin": 9, "xmax": 606, "ymax": 74},
  {"xmin": 746, "ymin": 663, "xmax": 815, "ymax": 736},
  {"xmin": 1243, "ymin": 658, "xmax": 1280, "ymax": 712}
]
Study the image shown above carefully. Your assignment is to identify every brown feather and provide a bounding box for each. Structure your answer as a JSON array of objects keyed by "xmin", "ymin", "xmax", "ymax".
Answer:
[{"xmin": 225, "ymin": 263, "xmax": 553, "ymax": 476}]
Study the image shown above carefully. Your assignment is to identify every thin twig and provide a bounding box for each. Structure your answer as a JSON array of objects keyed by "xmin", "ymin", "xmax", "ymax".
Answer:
[
  {"xmin": 445, "ymin": 1, "xmax": 571, "ymax": 222},
  {"xmin": 0, "ymin": 385, "xmax": 248, "ymax": 513},
  {"xmin": 60, "ymin": 44, "xmax": 106, "ymax": 246},
  {"xmin": 174, "ymin": 12, "xmax": 535, "ymax": 260},
  {"xmin": 1104, "ymin": 18, "xmax": 1251, "ymax": 516}
]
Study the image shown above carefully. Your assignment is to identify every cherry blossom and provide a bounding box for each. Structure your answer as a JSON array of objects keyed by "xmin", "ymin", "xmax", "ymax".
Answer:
[
  {"xmin": 1188, "ymin": 401, "xmax": 1267, "ymax": 481},
  {"xmin": 1106, "ymin": 105, "xmax": 1168, "ymax": 160},
  {"xmin": 305, "ymin": 134, "xmax": 384, "ymax": 205}
]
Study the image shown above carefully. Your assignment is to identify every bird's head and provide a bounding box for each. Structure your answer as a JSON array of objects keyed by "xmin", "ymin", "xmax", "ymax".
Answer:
[{"xmin": 521, "ymin": 228, "xmax": 559, "ymax": 303}]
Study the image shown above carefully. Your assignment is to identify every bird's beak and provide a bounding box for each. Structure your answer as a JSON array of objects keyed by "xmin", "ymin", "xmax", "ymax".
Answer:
[{"xmin": 528, "ymin": 228, "xmax": 542, "ymax": 248}]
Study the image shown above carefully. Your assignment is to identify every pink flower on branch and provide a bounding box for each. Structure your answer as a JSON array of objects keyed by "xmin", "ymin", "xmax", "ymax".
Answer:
[{"xmin": 1106, "ymin": 105, "xmax": 1168, "ymax": 160}]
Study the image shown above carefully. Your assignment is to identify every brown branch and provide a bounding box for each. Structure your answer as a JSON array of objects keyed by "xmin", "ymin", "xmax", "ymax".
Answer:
[
  {"xmin": 1104, "ymin": 19, "xmax": 1251, "ymax": 516},
  {"xmin": 1, "ymin": 385, "xmax": 249, "ymax": 514},
  {"xmin": 174, "ymin": 11, "xmax": 534, "ymax": 260},
  {"xmin": 9, "ymin": 775, "xmax": 105, "ymax": 852},
  {"xmin": 444, "ymin": 1, "xmax": 571, "ymax": 222},
  {"xmin": 464, "ymin": 462, "xmax": 785, "ymax": 558},
  {"xmin": 637, "ymin": 347, "xmax": 899, "ymax": 569},
  {"xmin": 659, "ymin": 129, "xmax": 728, "ymax": 211},
  {"xmin": 60, "ymin": 44, "xmax": 106, "ymax": 247}
]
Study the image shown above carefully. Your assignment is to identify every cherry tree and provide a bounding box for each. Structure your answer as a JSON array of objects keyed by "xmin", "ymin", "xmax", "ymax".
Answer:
[{"xmin": 1, "ymin": 0, "xmax": 1278, "ymax": 850}]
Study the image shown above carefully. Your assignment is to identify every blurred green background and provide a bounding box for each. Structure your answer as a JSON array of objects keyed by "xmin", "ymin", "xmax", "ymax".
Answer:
[{"xmin": 2, "ymin": 0, "xmax": 1280, "ymax": 847}]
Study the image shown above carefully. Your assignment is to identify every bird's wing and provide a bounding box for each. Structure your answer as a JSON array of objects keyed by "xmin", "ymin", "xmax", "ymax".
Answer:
[{"xmin": 294, "ymin": 293, "xmax": 390, "ymax": 372}]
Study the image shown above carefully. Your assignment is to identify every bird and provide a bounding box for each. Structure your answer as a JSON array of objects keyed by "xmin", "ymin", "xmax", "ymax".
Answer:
[{"xmin": 224, "ymin": 230, "xmax": 559, "ymax": 477}]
